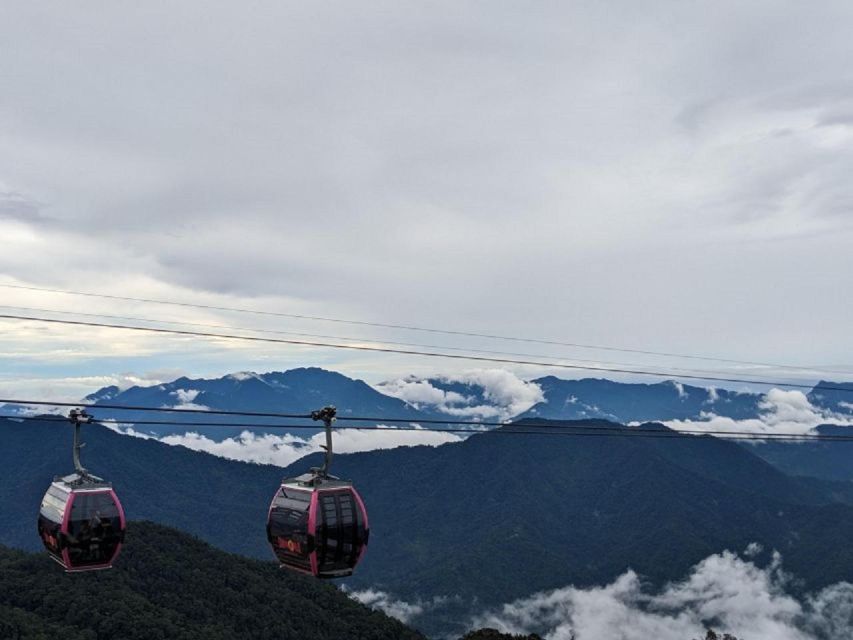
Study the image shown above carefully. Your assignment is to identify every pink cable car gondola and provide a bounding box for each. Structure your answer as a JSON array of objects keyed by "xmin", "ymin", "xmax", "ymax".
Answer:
[
  {"xmin": 37, "ymin": 409, "xmax": 126, "ymax": 572},
  {"xmin": 266, "ymin": 407, "xmax": 369, "ymax": 578}
]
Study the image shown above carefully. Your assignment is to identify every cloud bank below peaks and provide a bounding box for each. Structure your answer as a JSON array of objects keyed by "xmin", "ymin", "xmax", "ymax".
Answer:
[
  {"xmin": 345, "ymin": 589, "xmax": 454, "ymax": 625},
  {"xmin": 663, "ymin": 388, "xmax": 853, "ymax": 436},
  {"xmin": 470, "ymin": 547, "xmax": 853, "ymax": 640},
  {"xmin": 108, "ymin": 423, "xmax": 462, "ymax": 468},
  {"xmin": 377, "ymin": 369, "xmax": 544, "ymax": 421}
]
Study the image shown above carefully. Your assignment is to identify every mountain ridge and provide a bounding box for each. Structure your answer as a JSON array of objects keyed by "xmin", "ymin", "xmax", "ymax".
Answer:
[
  {"xmin": 79, "ymin": 369, "xmax": 853, "ymax": 429},
  {"xmin": 6, "ymin": 369, "xmax": 848, "ymax": 442},
  {"xmin": 4, "ymin": 414, "xmax": 853, "ymax": 637},
  {"xmin": 81, "ymin": 367, "xmax": 433, "ymax": 438}
]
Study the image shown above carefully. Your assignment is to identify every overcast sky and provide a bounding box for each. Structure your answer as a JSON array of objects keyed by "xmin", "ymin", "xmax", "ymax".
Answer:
[{"xmin": 1, "ymin": 1, "xmax": 852, "ymax": 400}]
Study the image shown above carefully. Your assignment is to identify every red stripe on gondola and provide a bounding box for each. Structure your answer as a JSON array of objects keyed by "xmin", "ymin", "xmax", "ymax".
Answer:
[
  {"xmin": 309, "ymin": 491, "xmax": 319, "ymax": 576},
  {"xmin": 60, "ymin": 491, "xmax": 74, "ymax": 568},
  {"xmin": 351, "ymin": 486, "xmax": 369, "ymax": 565},
  {"xmin": 107, "ymin": 489, "xmax": 125, "ymax": 567}
]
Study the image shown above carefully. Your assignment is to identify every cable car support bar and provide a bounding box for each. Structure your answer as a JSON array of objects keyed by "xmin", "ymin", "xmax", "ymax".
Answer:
[
  {"xmin": 67, "ymin": 408, "xmax": 104, "ymax": 484},
  {"xmin": 311, "ymin": 406, "xmax": 337, "ymax": 479}
]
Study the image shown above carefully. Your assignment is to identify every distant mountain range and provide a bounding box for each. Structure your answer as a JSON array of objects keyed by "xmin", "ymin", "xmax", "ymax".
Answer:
[
  {"xmin": 85, "ymin": 367, "xmax": 424, "ymax": 418},
  {"xmin": 381, "ymin": 374, "xmax": 853, "ymax": 423},
  {"xmin": 4, "ymin": 415, "xmax": 853, "ymax": 637},
  {"xmin": 6, "ymin": 368, "xmax": 847, "ymax": 441},
  {"xmin": 5, "ymin": 365, "xmax": 853, "ymax": 495},
  {"xmin": 522, "ymin": 377, "xmax": 762, "ymax": 422},
  {"xmin": 82, "ymin": 367, "xmax": 433, "ymax": 438}
]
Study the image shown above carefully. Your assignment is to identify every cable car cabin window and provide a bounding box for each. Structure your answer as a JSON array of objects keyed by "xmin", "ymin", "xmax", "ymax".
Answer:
[
  {"xmin": 38, "ymin": 487, "xmax": 69, "ymax": 555},
  {"xmin": 66, "ymin": 492, "xmax": 122, "ymax": 568},
  {"xmin": 39, "ymin": 487, "xmax": 68, "ymax": 524},
  {"xmin": 316, "ymin": 490, "xmax": 364, "ymax": 575},
  {"xmin": 268, "ymin": 488, "xmax": 312, "ymax": 571},
  {"xmin": 269, "ymin": 488, "xmax": 310, "ymax": 537}
]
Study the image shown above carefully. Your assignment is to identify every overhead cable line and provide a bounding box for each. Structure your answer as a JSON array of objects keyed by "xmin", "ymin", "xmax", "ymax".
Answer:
[
  {"xmin": 0, "ymin": 396, "xmax": 314, "ymax": 420},
  {"xmin": 2, "ymin": 413, "xmax": 849, "ymax": 441},
  {"xmin": 1, "ymin": 312, "xmax": 852, "ymax": 394},
  {"xmin": 1, "ymin": 282, "xmax": 845, "ymax": 377},
  {"xmin": 2, "ymin": 413, "xmax": 852, "ymax": 443},
  {"xmin": 0, "ymin": 304, "xmax": 791, "ymax": 381},
  {"xmin": 2, "ymin": 395, "xmax": 853, "ymax": 433}
]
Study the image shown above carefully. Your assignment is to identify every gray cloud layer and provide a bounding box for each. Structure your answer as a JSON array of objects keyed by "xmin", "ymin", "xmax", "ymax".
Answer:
[{"xmin": 1, "ymin": 1, "xmax": 852, "ymax": 381}]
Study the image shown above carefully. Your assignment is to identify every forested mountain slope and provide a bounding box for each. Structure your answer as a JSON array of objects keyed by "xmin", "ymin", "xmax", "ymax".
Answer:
[
  {"xmin": 4, "ymin": 416, "xmax": 853, "ymax": 624},
  {"xmin": 0, "ymin": 416, "xmax": 284, "ymax": 556},
  {"xmin": 0, "ymin": 521, "xmax": 423, "ymax": 640},
  {"xmin": 748, "ymin": 424, "xmax": 853, "ymax": 482},
  {"xmin": 327, "ymin": 422, "xmax": 853, "ymax": 605}
]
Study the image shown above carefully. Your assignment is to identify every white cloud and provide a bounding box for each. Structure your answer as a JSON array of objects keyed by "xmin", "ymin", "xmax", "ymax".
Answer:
[
  {"xmin": 346, "ymin": 588, "xmax": 455, "ymax": 625},
  {"xmin": 0, "ymin": 403, "xmax": 65, "ymax": 417},
  {"xmin": 228, "ymin": 371, "xmax": 260, "ymax": 382},
  {"xmin": 172, "ymin": 388, "xmax": 200, "ymax": 403},
  {"xmin": 347, "ymin": 589, "xmax": 425, "ymax": 624},
  {"xmin": 465, "ymin": 369, "xmax": 546, "ymax": 416},
  {"xmin": 671, "ymin": 381, "xmax": 688, "ymax": 399},
  {"xmin": 378, "ymin": 369, "xmax": 544, "ymax": 421},
  {"xmin": 0, "ymin": 371, "xmax": 181, "ymax": 404},
  {"xmin": 101, "ymin": 422, "xmax": 155, "ymax": 440},
  {"xmin": 759, "ymin": 389, "xmax": 830, "ymax": 424},
  {"xmin": 470, "ymin": 549, "xmax": 853, "ymax": 640},
  {"xmin": 111, "ymin": 424, "xmax": 462, "ymax": 467},
  {"xmin": 378, "ymin": 378, "xmax": 469, "ymax": 407},
  {"xmin": 805, "ymin": 583, "xmax": 853, "ymax": 640},
  {"xmin": 164, "ymin": 388, "xmax": 209, "ymax": 411},
  {"xmin": 665, "ymin": 388, "xmax": 852, "ymax": 436}
]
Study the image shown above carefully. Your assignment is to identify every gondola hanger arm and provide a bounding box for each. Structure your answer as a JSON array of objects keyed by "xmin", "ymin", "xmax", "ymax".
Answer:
[{"xmin": 310, "ymin": 406, "xmax": 337, "ymax": 480}]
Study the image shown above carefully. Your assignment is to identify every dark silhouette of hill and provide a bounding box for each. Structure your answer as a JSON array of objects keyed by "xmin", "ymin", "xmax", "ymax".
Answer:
[
  {"xmin": 4, "ymin": 415, "xmax": 853, "ymax": 635},
  {"xmin": 748, "ymin": 424, "xmax": 853, "ymax": 482},
  {"xmin": 808, "ymin": 381, "xmax": 853, "ymax": 414},
  {"xmin": 0, "ymin": 520, "xmax": 422, "ymax": 640},
  {"xmin": 323, "ymin": 421, "xmax": 853, "ymax": 607},
  {"xmin": 631, "ymin": 420, "xmax": 853, "ymax": 505},
  {"xmin": 0, "ymin": 416, "xmax": 284, "ymax": 557}
]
